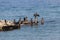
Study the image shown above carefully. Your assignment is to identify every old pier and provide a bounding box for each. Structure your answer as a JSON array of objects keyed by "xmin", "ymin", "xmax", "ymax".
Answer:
[{"xmin": 0, "ymin": 13, "xmax": 44, "ymax": 31}]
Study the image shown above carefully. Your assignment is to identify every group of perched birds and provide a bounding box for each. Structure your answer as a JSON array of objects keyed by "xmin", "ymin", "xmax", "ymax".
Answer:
[
  {"xmin": 0, "ymin": 12, "xmax": 44, "ymax": 27},
  {"xmin": 16, "ymin": 12, "xmax": 44, "ymax": 25},
  {"xmin": 0, "ymin": 12, "xmax": 44, "ymax": 31}
]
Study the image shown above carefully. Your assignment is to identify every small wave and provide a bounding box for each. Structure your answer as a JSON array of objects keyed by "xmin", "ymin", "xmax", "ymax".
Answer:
[
  {"xmin": 25, "ymin": 8, "xmax": 32, "ymax": 11},
  {"xmin": 49, "ymin": 5, "xmax": 60, "ymax": 8},
  {"xmin": 12, "ymin": 6, "xmax": 18, "ymax": 9},
  {"xmin": 46, "ymin": 20, "xmax": 56, "ymax": 23}
]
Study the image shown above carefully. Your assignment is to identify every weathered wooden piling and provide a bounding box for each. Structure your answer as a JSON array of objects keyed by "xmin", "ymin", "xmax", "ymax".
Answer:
[
  {"xmin": 30, "ymin": 18, "xmax": 33, "ymax": 26},
  {"xmin": 41, "ymin": 17, "xmax": 44, "ymax": 25},
  {"xmin": 13, "ymin": 19, "xmax": 16, "ymax": 24}
]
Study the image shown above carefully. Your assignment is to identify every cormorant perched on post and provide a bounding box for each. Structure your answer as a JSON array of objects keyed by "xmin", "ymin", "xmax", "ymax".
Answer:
[
  {"xmin": 24, "ymin": 16, "xmax": 28, "ymax": 21},
  {"xmin": 33, "ymin": 12, "xmax": 40, "ymax": 24},
  {"xmin": 17, "ymin": 18, "xmax": 21, "ymax": 29},
  {"xmin": 34, "ymin": 12, "xmax": 40, "ymax": 17},
  {"xmin": 23, "ymin": 16, "xmax": 29, "ymax": 24},
  {"xmin": 24, "ymin": 17, "xmax": 25, "ymax": 21},
  {"xmin": 5, "ymin": 19, "xmax": 8, "ymax": 25}
]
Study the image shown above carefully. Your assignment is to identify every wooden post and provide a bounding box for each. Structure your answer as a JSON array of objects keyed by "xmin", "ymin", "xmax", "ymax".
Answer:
[
  {"xmin": 30, "ymin": 18, "xmax": 33, "ymax": 26},
  {"xmin": 34, "ymin": 16, "xmax": 38, "ymax": 23},
  {"xmin": 14, "ymin": 19, "xmax": 16, "ymax": 24},
  {"xmin": 41, "ymin": 17, "xmax": 44, "ymax": 25}
]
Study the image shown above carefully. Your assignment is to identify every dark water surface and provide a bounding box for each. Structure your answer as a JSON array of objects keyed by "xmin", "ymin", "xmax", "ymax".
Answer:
[{"xmin": 0, "ymin": 0, "xmax": 60, "ymax": 40}]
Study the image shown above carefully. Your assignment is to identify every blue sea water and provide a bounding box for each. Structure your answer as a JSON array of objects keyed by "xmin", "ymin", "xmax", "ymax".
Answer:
[{"xmin": 0, "ymin": 0, "xmax": 60, "ymax": 40}]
